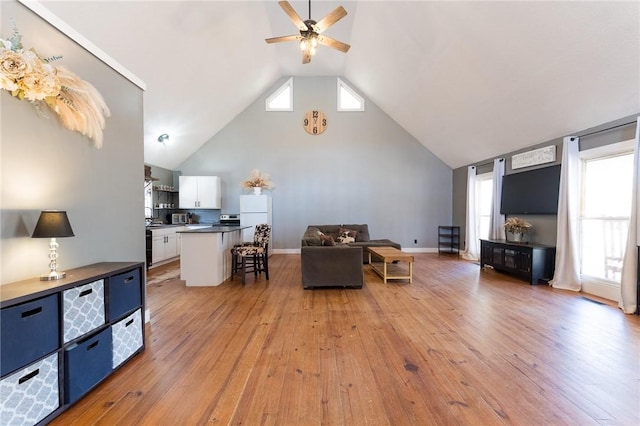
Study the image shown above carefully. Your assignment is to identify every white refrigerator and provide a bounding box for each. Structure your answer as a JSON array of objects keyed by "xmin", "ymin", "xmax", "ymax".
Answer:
[{"xmin": 240, "ymin": 195, "xmax": 272, "ymax": 256}]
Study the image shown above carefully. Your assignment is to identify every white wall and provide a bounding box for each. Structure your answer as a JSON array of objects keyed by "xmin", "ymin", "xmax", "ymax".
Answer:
[
  {"xmin": 178, "ymin": 76, "xmax": 452, "ymax": 250},
  {"xmin": 1, "ymin": 1, "xmax": 145, "ymax": 284}
]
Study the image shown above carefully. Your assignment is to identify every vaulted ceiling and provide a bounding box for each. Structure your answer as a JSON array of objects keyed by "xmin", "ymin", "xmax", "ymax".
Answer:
[{"xmin": 42, "ymin": 1, "xmax": 639, "ymax": 170}]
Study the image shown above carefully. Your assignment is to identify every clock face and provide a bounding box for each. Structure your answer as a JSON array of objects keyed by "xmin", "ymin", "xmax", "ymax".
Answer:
[{"xmin": 303, "ymin": 110, "xmax": 327, "ymax": 135}]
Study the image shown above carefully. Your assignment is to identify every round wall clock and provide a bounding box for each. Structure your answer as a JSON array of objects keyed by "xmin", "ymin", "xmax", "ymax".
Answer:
[{"xmin": 303, "ymin": 110, "xmax": 327, "ymax": 135}]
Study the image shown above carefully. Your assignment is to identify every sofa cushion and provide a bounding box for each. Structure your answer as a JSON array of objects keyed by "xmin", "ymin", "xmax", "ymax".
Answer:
[
  {"xmin": 309, "ymin": 225, "xmax": 340, "ymax": 241},
  {"xmin": 337, "ymin": 228, "xmax": 358, "ymax": 243},
  {"xmin": 342, "ymin": 224, "xmax": 370, "ymax": 242},
  {"xmin": 311, "ymin": 225, "xmax": 341, "ymax": 236},
  {"xmin": 349, "ymin": 239, "xmax": 402, "ymax": 263}
]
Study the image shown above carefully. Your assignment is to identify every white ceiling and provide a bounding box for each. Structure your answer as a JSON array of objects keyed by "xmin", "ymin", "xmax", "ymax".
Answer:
[{"xmin": 41, "ymin": 0, "xmax": 639, "ymax": 170}]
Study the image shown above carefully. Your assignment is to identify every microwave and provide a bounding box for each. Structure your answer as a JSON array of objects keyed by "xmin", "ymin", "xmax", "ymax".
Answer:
[{"xmin": 172, "ymin": 213, "xmax": 187, "ymax": 224}]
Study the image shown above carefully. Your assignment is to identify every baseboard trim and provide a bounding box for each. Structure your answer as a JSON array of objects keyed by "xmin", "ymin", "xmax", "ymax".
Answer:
[
  {"xmin": 581, "ymin": 278, "xmax": 620, "ymax": 303},
  {"xmin": 148, "ymin": 256, "xmax": 180, "ymax": 269},
  {"xmin": 273, "ymin": 249, "xmax": 300, "ymax": 254},
  {"xmin": 272, "ymin": 248, "xmax": 438, "ymax": 254},
  {"xmin": 403, "ymin": 248, "xmax": 438, "ymax": 253}
]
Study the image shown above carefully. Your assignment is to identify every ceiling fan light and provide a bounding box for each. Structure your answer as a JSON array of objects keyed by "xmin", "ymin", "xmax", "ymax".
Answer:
[
  {"xmin": 300, "ymin": 39, "xmax": 308, "ymax": 51},
  {"xmin": 310, "ymin": 36, "xmax": 318, "ymax": 48},
  {"xmin": 309, "ymin": 46, "xmax": 317, "ymax": 56}
]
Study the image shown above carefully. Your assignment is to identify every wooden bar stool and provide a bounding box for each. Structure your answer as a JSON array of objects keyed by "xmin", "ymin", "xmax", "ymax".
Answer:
[{"xmin": 231, "ymin": 224, "xmax": 271, "ymax": 285}]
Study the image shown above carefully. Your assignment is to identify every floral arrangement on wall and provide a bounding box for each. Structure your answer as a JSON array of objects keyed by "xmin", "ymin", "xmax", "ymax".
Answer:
[
  {"xmin": 0, "ymin": 23, "xmax": 110, "ymax": 147},
  {"xmin": 241, "ymin": 169, "xmax": 275, "ymax": 191}
]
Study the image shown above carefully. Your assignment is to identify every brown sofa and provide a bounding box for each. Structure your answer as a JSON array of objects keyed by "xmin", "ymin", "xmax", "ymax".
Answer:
[{"xmin": 300, "ymin": 224, "xmax": 401, "ymax": 289}]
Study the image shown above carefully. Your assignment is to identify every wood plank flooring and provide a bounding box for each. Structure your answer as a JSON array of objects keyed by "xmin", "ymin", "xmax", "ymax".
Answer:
[{"xmin": 50, "ymin": 254, "xmax": 640, "ymax": 425}]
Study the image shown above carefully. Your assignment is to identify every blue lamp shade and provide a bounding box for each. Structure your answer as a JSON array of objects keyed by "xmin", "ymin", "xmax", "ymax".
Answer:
[{"xmin": 32, "ymin": 211, "xmax": 75, "ymax": 238}]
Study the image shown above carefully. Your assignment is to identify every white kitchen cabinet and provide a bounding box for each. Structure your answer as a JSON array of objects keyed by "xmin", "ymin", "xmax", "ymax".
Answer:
[
  {"xmin": 165, "ymin": 234, "xmax": 178, "ymax": 258},
  {"xmin": 179, "ymin": 176, "xmax": 221, "ymax": 209},
  {"xmin": 151, "ymin": 227, "xmax": 181, "ymax": 264},
  {"xmin": 151, "ymin": 235, "xmax": 165, "ymax": 264}
]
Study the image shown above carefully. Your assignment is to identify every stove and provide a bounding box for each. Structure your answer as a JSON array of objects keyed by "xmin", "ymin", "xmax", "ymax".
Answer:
[{"xmin": 219, "ymin": 214, "xmax": 240, "ymax": 226}]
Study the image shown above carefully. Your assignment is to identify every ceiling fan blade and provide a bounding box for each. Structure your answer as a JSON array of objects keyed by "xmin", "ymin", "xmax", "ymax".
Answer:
[
  {"xmin": 265, "ymin": 35, "xmax": 300, "ymax": 44},
  {"xmin": 317, "ymin": 35, "xmax": 350, "ymax": 53},
  {"xmin": 314, "ymin": 6, "xmax": 347, "ymax": 33},
  {"xmin": 302, "ymin": 52, "xmax": 312, "ymax": 64},
  {"xmin": 278, "ymin": 1, "xmax": 308, "ymax": 31}
]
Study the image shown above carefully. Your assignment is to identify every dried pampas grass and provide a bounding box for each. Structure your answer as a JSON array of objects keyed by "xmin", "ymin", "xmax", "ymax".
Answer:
[{"xmin": 46, "ymin": 66, "xmax": 110, "ymax": 148}]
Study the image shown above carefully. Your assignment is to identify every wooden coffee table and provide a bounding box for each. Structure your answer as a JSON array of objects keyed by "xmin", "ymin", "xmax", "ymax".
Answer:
[{"xmin": 367, "ymin": 246, "xmax": 414, "ymax": 283}]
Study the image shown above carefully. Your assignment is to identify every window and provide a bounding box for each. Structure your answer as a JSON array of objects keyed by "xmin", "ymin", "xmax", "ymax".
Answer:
[
  {"xmin": 476, "ymin": 172, "xmax": 493, "ymax": 240},
  {"xmin": 337, "ymin": 78, "xmax": 364, "ymax": 111},
  {"xmin": 266, "ymin": 77, "xmax": 293, "ymax": 111},
  {"xmin": 579, "ymin": 141, "xmax": 634, "ymax": 285}
]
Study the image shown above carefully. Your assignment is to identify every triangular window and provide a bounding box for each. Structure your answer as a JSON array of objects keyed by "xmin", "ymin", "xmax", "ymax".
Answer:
[
  {"xmin": 337, "ymin": 78, "xmax": 364, "ymax": 111},
  {"xmin": 266, "ymin": 77, "xmax": 293, "ymax": 111}
]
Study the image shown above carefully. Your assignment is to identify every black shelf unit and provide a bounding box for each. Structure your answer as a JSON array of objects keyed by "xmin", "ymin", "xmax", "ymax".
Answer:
[
  {"xmin": 480, "ymin": 239, "xmax": 556, "ymax": 285},
  {"xmin": 438, "ymin": 226, "xmax": 460, "ymax": 256}
]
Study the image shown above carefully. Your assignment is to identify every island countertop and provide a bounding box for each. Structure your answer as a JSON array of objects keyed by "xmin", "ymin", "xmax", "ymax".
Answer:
[
  {"xmin": 179, "ymin": 225, "xmax": 249, "ymax": 286},
  {"xmin": 178, "ymin": 225, "xmax": 250, "ymax": 234}
]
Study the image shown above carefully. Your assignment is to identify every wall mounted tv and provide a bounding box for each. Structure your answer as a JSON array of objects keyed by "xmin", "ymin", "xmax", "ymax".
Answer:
[{"xmin": 500, "ymin": 165, "xmax": 561, "ymax": 215}]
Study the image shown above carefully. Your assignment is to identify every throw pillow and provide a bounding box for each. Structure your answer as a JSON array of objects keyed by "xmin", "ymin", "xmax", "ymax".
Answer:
[
  {"xmin": 336, "ymin": 228, "xmax": 358, "ymax": 243},
  {"xmin": 320, "ymin": 234, "xmax": 335, "ymax": 246},
  {"xmin": 342, "ymin": 224, "xmax": 370, "ymax": 242}
]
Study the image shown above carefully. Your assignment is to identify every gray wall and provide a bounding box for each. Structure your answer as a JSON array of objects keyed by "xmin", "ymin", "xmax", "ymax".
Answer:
[
  {"xmin": 1, "ymin": 1, "xmax": 145, "ymax": 284},
  {"xmin": 453, "ymin": 115, "xmax": 638, "ymax": 247},
  {"xmin": 178, "ymin": 76, "xmax": 452, "ymax": 250},
  {"xmin": 145, "ymin": 164, "xmax": 175, "ymax": 188}
]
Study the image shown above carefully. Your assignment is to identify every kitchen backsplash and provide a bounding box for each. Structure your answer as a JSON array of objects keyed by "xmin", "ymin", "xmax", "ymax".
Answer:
[{"xmin": 187, "ymin": 210, "xmax": 221, "ymax": 224}]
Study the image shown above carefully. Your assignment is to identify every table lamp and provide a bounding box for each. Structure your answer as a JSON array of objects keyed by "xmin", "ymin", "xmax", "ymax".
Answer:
[{"xmin": 32, "ymin": 210, "xmax": 75, "ymax": 281}]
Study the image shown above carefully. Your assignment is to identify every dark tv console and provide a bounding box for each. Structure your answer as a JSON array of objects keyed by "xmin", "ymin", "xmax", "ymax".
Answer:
[{"xmin": 480, "ymin": 239, "xmax": 556, "ymax": 285}]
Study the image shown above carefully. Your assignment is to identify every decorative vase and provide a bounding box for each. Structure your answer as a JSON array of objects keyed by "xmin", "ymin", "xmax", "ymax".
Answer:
[
  {"xmin": 511, "ymin": 232, "xmax": 523, "ymax": 242},
  {"xmin": 253, "ymin": 187, "xmax": 262, "ymax": 195}
]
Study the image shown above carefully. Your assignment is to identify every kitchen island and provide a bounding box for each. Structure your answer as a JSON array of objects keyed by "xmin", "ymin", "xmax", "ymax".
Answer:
[{"xmin": 178, "ymin": 225, "xmax": 250, "ymax": 286}]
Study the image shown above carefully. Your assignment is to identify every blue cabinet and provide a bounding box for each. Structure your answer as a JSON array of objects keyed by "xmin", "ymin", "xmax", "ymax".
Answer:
[
  {"xmin": 0, "ymin": 293, "xmax": 59, "ymax": 376},
  {"xmin": 65, "ymin": 327, "xmax": 113, "ymax": 404},
  {"xmin": 109, "ymin": 268, "xmax": 142, "ymax": 320},
  {"xmin": 0, "ymin": 262, "xmax": 145, "ymax": 426}
]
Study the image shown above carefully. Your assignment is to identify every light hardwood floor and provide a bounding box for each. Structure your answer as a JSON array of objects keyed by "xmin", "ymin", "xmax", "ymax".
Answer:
[{"xmin": 50, "ymin": 254, "xmax": 640, "ymax": 425}]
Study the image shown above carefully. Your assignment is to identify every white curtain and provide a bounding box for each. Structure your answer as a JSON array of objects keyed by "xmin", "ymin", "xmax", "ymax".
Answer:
[
  {"xmin": 462, "ymin": 166, "xmax": 479, "ymax": 261},
  {"xmin": 619, "ymin": 117, "xmax": 639, "ymax": 314},
  {"xmin": 488, "ymin": 158, "xmax": 506, "ymax": 240},
  {"xmin": 550, "ymin": 136, "xmax": 581, "ymax": 291}
]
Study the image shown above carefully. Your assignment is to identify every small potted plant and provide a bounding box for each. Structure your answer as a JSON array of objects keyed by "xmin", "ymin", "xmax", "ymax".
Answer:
[
  {"xmin": 504, "ymin": 217, "xmax": 532, "ymax": 242},
  {"xmin": 241, "ymin": 169, "xmax": 274, "ymax": 195}
]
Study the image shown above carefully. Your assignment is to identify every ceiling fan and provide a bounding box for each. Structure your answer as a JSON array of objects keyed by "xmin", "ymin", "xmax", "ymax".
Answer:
[{"xmin": 265, "ymin": 0, "xmax": 351, "ymax": 64}]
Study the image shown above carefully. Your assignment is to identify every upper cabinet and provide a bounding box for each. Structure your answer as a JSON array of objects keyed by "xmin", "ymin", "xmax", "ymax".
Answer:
[{"xmin": 179, "ymin": 176, "xmax": 221, "ymax": 209}]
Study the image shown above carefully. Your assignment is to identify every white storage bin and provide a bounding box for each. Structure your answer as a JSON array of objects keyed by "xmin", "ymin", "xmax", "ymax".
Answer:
[
  {"xmin": 0, "ymin": 353, "xmax": 59, "ymax": 426},
  {"xmin": 63, "ymin": 279, "xmax": 105, "ymax": 343},
  {"xmin": 112, "ymin": 309, "xmax": 143, "ymax": 368}
]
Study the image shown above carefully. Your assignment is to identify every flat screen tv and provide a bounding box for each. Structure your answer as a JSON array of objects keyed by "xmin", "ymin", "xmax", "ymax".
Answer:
[{"xmin": 500, "ymin": 165, "xmax": 561, "ymax": 215}]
